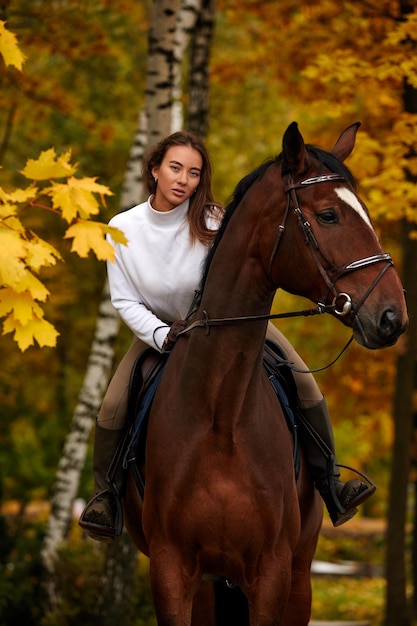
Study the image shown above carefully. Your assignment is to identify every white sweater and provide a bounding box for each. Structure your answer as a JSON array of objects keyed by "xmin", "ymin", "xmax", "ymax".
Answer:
[{"xmin": 107, "ymin": 197, "xmax": 218, "ymax": 351}]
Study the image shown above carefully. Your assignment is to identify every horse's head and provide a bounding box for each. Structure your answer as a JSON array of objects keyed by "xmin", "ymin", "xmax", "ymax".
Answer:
[{"xmin": 270, "ymin": 122, "xmax": 408, "ymax": 349}]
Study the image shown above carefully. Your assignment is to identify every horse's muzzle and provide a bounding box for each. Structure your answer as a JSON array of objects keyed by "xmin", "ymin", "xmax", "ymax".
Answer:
[{"xmin": 352, "ymin": 305, "xmax": 408, "ymax": 349}]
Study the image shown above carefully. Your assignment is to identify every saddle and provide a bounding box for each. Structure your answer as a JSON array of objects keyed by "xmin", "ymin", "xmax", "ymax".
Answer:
[
  {"xmin": 105, "ymin": 348, "xmax": 168, "ymax": 501},
  {"xmin": 263, "ymin": 339, "xmax": 301, "ymax": 478},
  {"xmin": 114, "ymin": 341, "xmax": 301, "ymax": 501},
  {"xmin": 123, "ymin": 348, "xmax": 168, "ymax": 496}
]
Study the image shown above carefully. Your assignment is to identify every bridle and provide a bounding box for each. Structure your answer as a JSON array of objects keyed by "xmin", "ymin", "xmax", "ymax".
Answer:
[
  {"xmin": 271, "ymin": 172, "xmax": 394, "ymax": 320},
  {"xmin": 177, "ymin": 171, "xmax": 394, "ymax": 347}
]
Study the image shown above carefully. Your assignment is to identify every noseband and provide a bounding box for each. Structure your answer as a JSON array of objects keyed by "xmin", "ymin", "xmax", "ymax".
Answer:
[{"xmin": 269, "ymin": 172, "xmax": 393, "ymax": 320}]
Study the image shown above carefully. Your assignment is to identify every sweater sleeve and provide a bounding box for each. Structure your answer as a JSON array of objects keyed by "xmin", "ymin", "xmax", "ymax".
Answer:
[{"xmin": 106, "ymin": 240, "xmax": 170, "ymax": 352}]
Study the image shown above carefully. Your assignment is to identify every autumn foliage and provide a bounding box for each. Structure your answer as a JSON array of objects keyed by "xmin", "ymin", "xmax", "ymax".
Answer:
[
  {"xmin": 0, "ymin": 2, "xmax": 416, "ymax": 625},
  {"xmin": 0, "ymin": 21, "xmax": 126, "ymax": 350}
]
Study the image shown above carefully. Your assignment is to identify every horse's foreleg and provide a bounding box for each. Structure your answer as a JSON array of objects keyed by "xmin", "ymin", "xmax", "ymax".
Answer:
[
  {"xmin": 149, "ymin": 548, "xmax": 197, "ymax": 626},
  {"xmin": 191, "ymin": 580, "xmax": 217, "ymax": 626},
  {"xmin": 283, "ymin": 572, "xmax": 311, "ymax": 626},
  {"xmin": 280, "ymin": 564, "xmax": 313, "ymax": 626},
  {"xmin": 246, "ymin": 565, "xmax": 292, "ymax": 626}
]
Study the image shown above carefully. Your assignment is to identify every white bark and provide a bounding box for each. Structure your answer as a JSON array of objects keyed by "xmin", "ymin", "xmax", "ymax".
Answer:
[
  {"xmin": 41, "ymin": 107, "xmax": 149, "ymax": 612},
  {"xmin": 187, "ymin": 0, "xmax": 215, "ymax": 137},
  {"xmin": 121, "ymin": 108, "xmax": 148, "ymax": 210},
  {"xmin": 146, "ymin": 0, "xmax": 180, "ymax": 143},
  {"xmin": 172, "ymin": 0, "xmax": 203, "ymax": 130},
  {"xmin": 41, "ymin": 280, "xmax": 120, "ymax": 605}
]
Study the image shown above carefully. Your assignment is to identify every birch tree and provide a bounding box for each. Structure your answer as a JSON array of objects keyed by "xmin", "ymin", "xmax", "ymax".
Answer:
[
  {"xmin": 97, "ymin": 2, "xmax": 179, "ymax": 621},
  {"xmin": 40, "ymin": 0, "xmax": 216, "ymax": 619},
  {"xmin": 98, "ymin": 3, "xmax": 216, "ymax": 622},
  {"xmin": 187, "ymin": 0, "xmax": 216, "ymax": 136},
  {"xmin": 146, "ymin": 0, "xmax": 180, "ymax": 142},
  {"xmin": 39, "ymin": 162, "xmax": 146, "ymax": 611}
]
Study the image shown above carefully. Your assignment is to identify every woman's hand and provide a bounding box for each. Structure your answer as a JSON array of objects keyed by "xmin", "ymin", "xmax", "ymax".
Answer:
[{"xmin": 162, "ymin": 319, "xmax": 189, "ymax": 351}]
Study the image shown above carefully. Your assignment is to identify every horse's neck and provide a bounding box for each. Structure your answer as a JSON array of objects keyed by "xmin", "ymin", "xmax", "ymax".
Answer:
[
  {"xmin": 190, "ymin": 200, "xmax": 276, "ymax": 366},
  {"xmin": 200, "ymin": 231, "xmax": 275, "ymax": 320},
  {"xmin": 186, "ymin": 272, "xmax": 274, "ymax": 411},
  {"xmin": 178, "ymin": 188, "xmax": 279, "ymax": 429}
]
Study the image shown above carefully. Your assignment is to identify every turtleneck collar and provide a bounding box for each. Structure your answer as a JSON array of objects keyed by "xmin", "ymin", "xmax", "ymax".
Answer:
[{"xmin": 145, "ymin": 196, "xmax": 190, "ymax": 227}]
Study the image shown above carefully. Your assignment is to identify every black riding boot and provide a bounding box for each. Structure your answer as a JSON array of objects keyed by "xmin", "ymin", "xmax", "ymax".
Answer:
[
  {"xmin": 79, "ymin": 425, "xmax": 125, "ymax": 542},
  {"xmin": 298, "ymin": 398, "xmax": 376, "ymax": 527}
]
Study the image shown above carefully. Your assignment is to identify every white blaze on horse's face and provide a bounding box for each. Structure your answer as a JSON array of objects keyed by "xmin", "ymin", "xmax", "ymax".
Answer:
[{"xmin": 335, "ymin": 187, "xmax": 373, "ymax": 229}]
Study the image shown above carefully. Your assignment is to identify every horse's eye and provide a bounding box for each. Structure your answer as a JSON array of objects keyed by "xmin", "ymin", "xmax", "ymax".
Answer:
[{"xmin": 318, "ymin": 209, "xmax": 338, "ymax": 225}]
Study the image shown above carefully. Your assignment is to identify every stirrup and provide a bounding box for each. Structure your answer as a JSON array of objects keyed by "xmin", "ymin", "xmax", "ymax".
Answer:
[
  {"xmin": 332, "ymin": 463, "xmax": 376, "ymax": 512},
  {"xmin": 79, "ymin": 489, "xmax": 123, "ymax": 541},
  {"xmin": 324, "ymin": 464, "xmax": 376, "ymax": 527}
]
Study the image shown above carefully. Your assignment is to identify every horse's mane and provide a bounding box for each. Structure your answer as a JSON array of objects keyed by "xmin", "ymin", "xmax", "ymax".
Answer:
[{"xmin": 196, "ymin": 145, "xmax": 356, "ymax": 300}]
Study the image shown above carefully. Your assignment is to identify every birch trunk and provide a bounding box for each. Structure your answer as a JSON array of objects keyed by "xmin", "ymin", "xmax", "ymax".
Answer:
[
  {"xmin": 41, "ymin": 0, "xmax": 216, "ymax": 617},
  {"xmin": 40, "ymin": 279, "xmax": 121, "ymax": 609},
  {"xmin": 97, "ymin": 3, "xmax": 192, "ymax": 622},
  {"xmin": 41, "ymin": 111, "xmax": 148, "ymax": 612},
  {"xmin": 98, "ymin": 3, "xmax": 216, "ymax": 622},
  {"xmin": 172, "ymin": 0, "xmax": 203, "ymax": 130},
  {"xmin": 146, "ymin": 0, "xmax": 180, "ymax": 143},
  {"xmin": 188, "ymin": 0, "xmax": 215, "ymax": 137}
]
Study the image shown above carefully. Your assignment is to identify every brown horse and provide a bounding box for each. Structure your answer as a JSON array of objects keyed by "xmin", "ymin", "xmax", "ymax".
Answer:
[{"xmin": 124, "ymin": 122, "xmax": 408, "ymax": 626}]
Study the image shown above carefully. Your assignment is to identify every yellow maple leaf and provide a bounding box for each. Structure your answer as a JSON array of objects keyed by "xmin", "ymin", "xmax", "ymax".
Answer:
[
  {"xmin": 26, "ymin": 236, "xmax": 62, "ymax": 271},
  {"xmin": 47, "ymin": 182, "xmax": 99, "ymax": 221},
  {"xmin": 46, "ymin": 182, "xmax": 78, "ymax": 222},
  {"xmin": 47, "ymin": 176, "xmax": 112, "ymax": 222},
  {"xmin": 0, "ymin": 230, "xmax": 26, "ymax": 259},
  {"xmin": 1, "ymin": 264, "xmax": 50, "ymax": 300},
  {"xmin": 16, "ymin": 270, "xmax": 50, "ymax": 300},
  {"xmin": 66, "ymin": 177, "xmax": 113, "ymax": 218},
  {"xmin": 21, "ymin": 148, "xmax": 76, "ymax": 181},
  {"xmin": 0, "ymin": 200, "xmax": 17, "ymax": 217},
  {"xmin": 0, "ymin": 255, "xmax": 27, "ymax": 291},
  {"xmin": 0, "ymin": 21, "xmax": 26, "ymax": 71},
  {"xmin": 0, "ymin": 288, "xmax": 43, "ymax": 325},
  {"xmin": 0, "ymin": 185, "xmax": 37, "ymax": 203},
  {"xmin": 0, "ymin": 287, "xmax": 15, "ymax": 316},
  {"xmin": 68, "ymin": 176, "xmax": 113, "ymax": 197},
  {"xmin": 65, "ymin": 185, "xmax": 100, "ymax": 219},
  {"xmin": 0, "ymin": 214, "xmax": 25, "ymax": 233},
  {"xmin": 106, "ymin": 224, "xmax": 129, "ymax": 246},
  {"xmin": 2, "ymin": 312, "xmax": 59, "ymax": 351},
  {"xmin": 64, "ymin": 220, "xmax": 126, "ymax": 261}
]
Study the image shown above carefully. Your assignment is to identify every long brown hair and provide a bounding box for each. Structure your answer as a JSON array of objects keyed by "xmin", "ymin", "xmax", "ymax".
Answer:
[{"xmin": 143, "ymin": 131, "xmax": 223, "ymax": 245}]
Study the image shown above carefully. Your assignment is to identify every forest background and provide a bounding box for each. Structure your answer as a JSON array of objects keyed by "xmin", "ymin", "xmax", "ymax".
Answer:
[{"xmin": 1, "ymin": 1, "xmax": 417, "ymax": 625}]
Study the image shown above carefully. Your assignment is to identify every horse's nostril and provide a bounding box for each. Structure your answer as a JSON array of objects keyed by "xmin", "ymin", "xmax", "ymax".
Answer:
[{"xmin": 380, "ymin": 309, "xmax": 400, "ymax": 338}]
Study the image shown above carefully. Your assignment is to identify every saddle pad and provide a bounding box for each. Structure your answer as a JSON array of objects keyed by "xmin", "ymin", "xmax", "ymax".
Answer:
[{"xmin": 124, "ymin": 364, "xmax": 166, "ymax": 471}]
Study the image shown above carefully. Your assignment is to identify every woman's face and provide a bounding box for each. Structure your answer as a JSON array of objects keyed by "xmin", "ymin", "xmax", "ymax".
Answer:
[{"xmin": 151, "ymin": 144, "xmax": 202, "ymax": 212}]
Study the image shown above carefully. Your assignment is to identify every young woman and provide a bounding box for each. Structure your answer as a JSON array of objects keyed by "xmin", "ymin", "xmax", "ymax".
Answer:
[{"xmin": 79, "ymin": 131, "xmax": 374, "ymax": 542}]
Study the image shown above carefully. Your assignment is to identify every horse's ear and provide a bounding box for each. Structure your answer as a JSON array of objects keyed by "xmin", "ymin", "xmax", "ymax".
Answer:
[
  {"xmin": 330, "ymin": 122, "xmax": 361, "ymax": 162},
  {"xmin": 282, "ymin": 122, "xmax": 308, "ymax": 175}
]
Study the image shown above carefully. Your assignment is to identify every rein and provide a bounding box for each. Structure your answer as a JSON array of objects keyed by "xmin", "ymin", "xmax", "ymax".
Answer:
[
  {"xmin": 176, "ymin": 304, "xmax": 355, "ymax": 373},
  {"xmin": 179, "ymin": 302, "xmax": 339, "ymax": 335}
]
